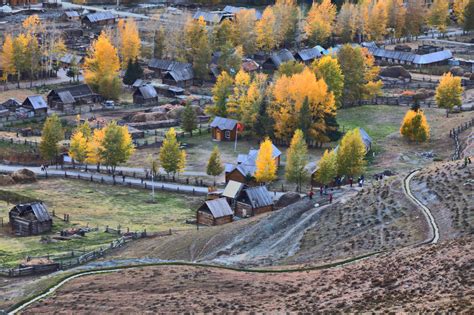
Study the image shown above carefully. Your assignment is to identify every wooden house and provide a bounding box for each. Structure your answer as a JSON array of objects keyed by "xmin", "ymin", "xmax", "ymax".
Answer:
[
  {"xmin": 82, "ymin": 12, "xmax": 116, "ymax": 27},
  {"xmin": 262, "ymin": 49, "xmax": 295, "ymax": 70},
  {"xmin": 1, "ymin": 98, "xmax": 21, "ymax": 112},
  {"xmin": 193, "ymin": 10, "xmax": 233, "ymax": 25},
  {"xmin": 294, "ymin": 47, "xmax": 322, "ymax": 64},
  {"xmin": 62, "ymin": 10, "xmax": 80, "ymax": 21},
  {"xmin": 197, "ymin": 198, "xmax": 233, "ymax": 226},
  {"xmin": 47, "ymin": 84, "xmax": 99, "ymax": 111},
  {"xmin": 241, "ymin": 58, "xmax": 260, "ymax": 73},
  {"xmin": 162, "ymin": 63, "xmax": 194, "ymax": 88},
  {"xmin": 9, "ymin": 202, "xmax": 52, "ymax": 236},
  {"xmin": 235, "ymin": 186, "xmax": 273, "ymax": 217},
  {"xmin": 22, "ymin": 95, "xmax": 48, "ymax": 116},
  {"xmin": 132, "ymin": 84, "xmax": 159, "ymax": 105},
  {"xmin": 210, "ymin": 116, "xmax": 238, "ymax": 141}
]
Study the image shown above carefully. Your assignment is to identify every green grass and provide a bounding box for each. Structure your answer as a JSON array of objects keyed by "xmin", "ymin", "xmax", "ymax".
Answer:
[
  {"xmin": 337, "ymin": 105, "xmax": 407, "ymax": 142},
  {"xmin": 0, "ymin": 179, "xmax": 202, "ymax": 267}
]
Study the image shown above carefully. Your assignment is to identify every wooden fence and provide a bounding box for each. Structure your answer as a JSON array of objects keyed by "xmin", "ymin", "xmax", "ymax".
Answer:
[{"xmin": 449, "ymin": 118, "xmax": 474, "ymax": 160}]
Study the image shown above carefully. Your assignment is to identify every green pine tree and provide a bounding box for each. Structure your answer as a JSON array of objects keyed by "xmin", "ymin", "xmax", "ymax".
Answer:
[
  {"xmin": 206, "ymin": 146, "xmax": 224, "ymax": 185},
  {"xmin": 153, "ymin": 27, "xmax": 166, "ymax": 59},
  {"xmin": 181, "ymin": 103, "xmax": 197, "ymax": 136},
  {"xmin": 285, "ymin": 129, "xmax": 309, "ymax": 191}
]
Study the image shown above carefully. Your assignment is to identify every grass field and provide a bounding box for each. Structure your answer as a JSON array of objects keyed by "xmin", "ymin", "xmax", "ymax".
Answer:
[{"xmin": 0, "ymin": 179, "xmax": 203, "ymax": 267}]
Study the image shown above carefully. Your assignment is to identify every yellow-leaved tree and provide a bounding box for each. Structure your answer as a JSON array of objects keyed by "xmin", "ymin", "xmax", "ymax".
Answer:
[
  {"xmin": 232, "ymin": 9, "xmax": 257, "ymax": 55},
  {"xmin": 428, "ymin": 0, "xmax": 449, "ymax": 33},
  {"xmin": 367, "ymin": 0, "xmax": 388, "ymax": 41},
  {"xmin": 86, "ymin": 128, "xmax": 105, "ymax": 171},
  {"xmin": 336, "ymin": 128, "xmax": 366, "ymax": 178},
  {"xmin": 435, "ymin": 72, "xmax": 463, "ymax": 117},
  {"xmin": 285, "ymin": 129, "xmax": 309, "ymax": 191},
  {"xmin": 256, "ymin": 6, "xmax": 277, "ymax": 53},
  {"xmin": 69, "ymin": 131, "xmax": 89, "ymax": 166},
  {"xmin": 454, "ymin": 0, "xmax": 469, "ymax": 26},
  {"xmin": 270, "ymin": 67, "xmax": 336, "ymax": 145},
  {"xmin": 312, "ymin": 55, "xmax": 344, "ymax": 108},
  {"xmin": 385, "ymin": 0, "xmax": 406, "ymax": 38},
  {"xmin": 400, "ymin": 109, "xmax": 430, "ymax": 142},
  {"xmin": 98, "ymin": 121, "xmax": 135, "ymax": 174},
  {"xmin": 159, "ymin": 128, "xmax": 186, "ymax": 179},
  {"xmin": 117, "ymin": 18, "xmax": 141, "ymax": 68},
  {"xmin": 255, "ymin": 137, "xmax": 277, "ymax": 183},
  {"xmin": 315, "ymin": 149, "xmax": 337, "ymax": 185},
  {"xmin": 304, "ymin": 0, "xmax": 336, "ymax": 45},
  {"xmin": 227, "ymin": 69, "xmax": 251, "ymax": 120},
  {"xmin": 0, "ymin": 35, "xmax": 16, "ymax": 83},
  {"xmin": 83, "ymin": 31, "xmax": 121, "ymax": 100}
]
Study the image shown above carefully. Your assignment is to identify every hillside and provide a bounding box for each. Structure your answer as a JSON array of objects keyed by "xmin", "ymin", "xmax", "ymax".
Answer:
[{"xmin": 23, "ymin": 237, "xmax": 473, "ymax": 313}]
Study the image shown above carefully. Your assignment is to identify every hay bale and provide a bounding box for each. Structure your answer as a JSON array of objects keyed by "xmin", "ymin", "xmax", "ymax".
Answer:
[
  {"xmin": 275, "ymin": 192, "xmax": 301, "ymax": 208},
  {"xmin": 380, "ymin": 66, "xmax": 411, "ymax": 79},
  {"xmin": 0, "ymin": 174, "xmax": 15, "ymax": 186},
  {"xmin": 11, "ymin": 168, "xmax": 37, "ymax": 183},
  {"xmin": 413, "ymin": 88, "xmax": 435, "ymax": 100},
  {"xmin": 449, "ymin": 66, "xmax": 465, "ymax": 77},
  {"xmin": 167, "ymin": 106, "xmax": 185, "ymax": 120},
  {"xmin": 130, "ymin": 112, "xmax": 147, "ymax": 123}
]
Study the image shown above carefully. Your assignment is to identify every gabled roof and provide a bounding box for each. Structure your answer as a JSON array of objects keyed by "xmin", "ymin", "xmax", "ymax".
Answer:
[
  {"xmin": 193, "ymin": 10, "xmax": 231, "ymax": 23},
  {"xmin": 1, "ymin": 98, "xmax": 21, "ymax": 107},
  {"xmin": 241, "ymin": 58, "xmax": 260, "ymax": 72},
  {"xmin": 148, "ymin": 59, "xmax": 178, "ymax": 70},
  {"xmin": 84, "ymin": 11, "xmax": 115, "ymax": 23},
  {"xmin": 244, "ymin": 186, "xmax": 273, "ymax": 208},
  {"xmin": 358, "ymin": 127, "xmax": 372, "ymax": 151},
  {"xmin": 367, "ymin": 47, "xmax": 453, "ymax": 65},
  {"xmin": 222, "ymin": 180, "xmax": 244, "ymax": 199},
  {"xmin": 49, "ymin": 84, "xmax": 95, "ymax": 100},
  {"xmin": 227, "ymin": 144, "xmax": 281, "ymax": 177},
  {"xmin": 12, "ymin": 202, "xmax": 51, "ymax": 222},
  {"xmin": 203, "ymin": 198, "xmax": 233, "ymax": 218},
  {"xmin": 295, "ymin": 47, "xmax": 322, "ymax": 61},
  {"xmin": 166, "ymin": 63, "xmax": 194, "ymax": 82},
  {"xmin": 132, "ymin": 79, "xmax": 144, "ymax": 88},
  {"xmin": 57, "ymin": 91, "xmax": 75, "ymax": 104},
  {"xmin": 63, "ymin": 11, "xmax": 79, "ymax": 18},
  {"xmin": 23, "ymin": 95, "xmax": 48, "ymax": 110},
  {"xmin": 135, "ymin": 84, "xmax": 158, "ymax": 99},
  {"xmin": 210, "ymin": 116, "xmax": 238, "ymax": 131},
  {"xmin": 267, "ymin": 49, "xmax": 295, "ymax": 67},
  {"xmin": 223, "ymin": 5, "xmax": 262, "ymax": 20}
]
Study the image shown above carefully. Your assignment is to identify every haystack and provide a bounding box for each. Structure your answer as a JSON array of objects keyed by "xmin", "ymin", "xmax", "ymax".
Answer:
[
  {"xmin": 380, "ymin": 66, "xmax": 411, "ymax": 79},
  {"xmin": 0, "ymin": 174, "xmax": 15, "ymax": 186},
  {"xmin": 275, "ymin": 192, "xmax": 301, "ymax": 208},
  {"xmin": 11, "ymin": 169, "xmax": 37, "ymax": 183}
]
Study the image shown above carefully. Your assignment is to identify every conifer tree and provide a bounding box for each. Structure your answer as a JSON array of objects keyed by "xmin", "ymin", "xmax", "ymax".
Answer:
[
  {"xmin": 40, "ymin": 114, "xmax": 64, "ymax": 163},
  {"xmin": 1, "ymin": 35, "xmax": 16, "ymax": 83},
  {"xmin": 285, "ymin": 129, "xmax": 309, "ymax": 191},
  {"xmin": 206, "ymin": 146, "xmax": 224, "ymax": 186},
  {"xmin": 181, "ymin": 103, "xmax": 197, "ymax": 136},
  {"xmin": 315, "ymin": 149, "xmax": 337, "ymax": 185},
  {"xmin": 255, "ymin": 137, "xmax": 277, "ymax": 183},
  {"xmin": 256, "ymin": 7, "xmax": 277, "ymax": 53},
  {"xmin": 153, "ymin": 27, "xmax": 166, "ymax": 59},
  {"xmin": 208, "ymin": 71, "xmax": 234, "ymax": 117}
]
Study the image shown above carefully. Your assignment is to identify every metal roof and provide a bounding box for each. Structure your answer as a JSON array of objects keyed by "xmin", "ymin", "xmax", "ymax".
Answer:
[
  {"xmin": 244, "ymin": 186, "xmax": 273, "ymax": 208},
  {"xmin": 210, "ymin": 116, "xmax": 238, "ymax": 130},
  {"xmin": 223, "ymin": 5, "xmax": 262, "ymax": 19},
  {"xmin": 49, "ymin": 84, "xmax": 94, "ymax": 100},
  {"xmin": 203, "ymin": 198, "xmax": 233, "ymax": 218},
  {"xmin": 132, "ymin": 79, "xmax": 144, "ymax": 88},
  {"xmin": 64, "ymin": 11, "xmax": 79, "ymax": 18},
  {"xmin": 13, "ymin": 203, "xmax": 51, "ymax": 222},
  {"xmin": 268, "ymin": 49, "xmax": 295, "ymax": 67},
  {"xmin": 60, "ymin": 53, "xmax": 82, "ymax": 65},
  {"xmin": 227, "ymin": 144, "xmax": 281, "ymax": 177},
  {"xmin": 367, "ymin": 47, "xmax": 452, "ymax": 65},
  {"xmin": 193, "ymin": 10, "xmax": 230, "ymax": 23},
  {"xmin": 222, "ymin": 180, "xmax": 244, "ymax": 199},
  {"xmin": 57, "ymin": 91, "xmax": 75, "ymax": 104},
  {"xmin": 23, "ymin": 95, "xmax": 48, "ymax": 110},
  {"xmin": 84, "ymin": 11, "xmax": 115, "ymax": 23},
  {"xmin": 166, "ymin": 63, "xmax": 194, "ymax": 82},
  {"xmin": 295, "ymin": 47, "xmax": 321, "ymax": 61},
  {"xmin": 148, "ymin": 58, "xmax": 177, "ymax": 70},
  {"xmin": 136, "ymin": 84, "xmax": 158, "ymax": 99},
  {"xmin": 358, "ymin": 127, "xmax": 372, "ymax": 152}
]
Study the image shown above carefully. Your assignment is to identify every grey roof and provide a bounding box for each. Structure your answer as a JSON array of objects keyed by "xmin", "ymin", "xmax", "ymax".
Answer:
[
  {"xmin": 23, "ymin": 95, "xmax": 48, "ymax": 110},
  {"xmin": 210, "ymin": 116, "xmax": 238, "ymax": 130},
  {"xmin": 244, "ymin": 186, "xmax": 273, "ymax": 208},
  {"xmin": 193, "ymin": 10, "xmax": 230, "ymax": 23},
  {"xmin": 49, "ymin": 84, "xmax": 95, "ymax": 101},
  {"xmin": 227, "ymin": 144, "xmax": 281, "ymax": 177},
  {"xmin": 166, "ymin": 64, "xmax": 194, "ymax": 82},
  {"xmin": 223, "ymin": 5, "xmax": 262, "ymax": 19},
  {"xmin": 84, "ymin": 11, "xmax": 115, "ymax": 23},
  {"xmin": 132, "ymin": 79, "xmax": 144, "ymax": 88},
  {"xmin": 203, "ymin": 198, "xmax": 233, "ymax": 218},
  {"xmin": 268, "ymin": 49, "xmax": 295, "ymax": 67},
  {"xmin": 1, "ymin": 98, "xmax": 21, "ymax": 107},
  {"xmin": 367, "ymin": 47, "xmax": 453, "ymax": 65},
  {"xmin": 222, "ymin": 180, "xmax": 244, "ymax": 199},
  {"xmin": 358, "ymin": 127, "xmax": 372, "ymax": 151},
  {"xmin": 136, "ymin": 84, "xmax": 158, "ymax": 99},
  {"xmin": 57, "ymin": 91, "xmax": 75, "ymax": 104},
  {"xmin": 13, "ymin": 203, "xmax": 51, "ymax": 222},
  {"xmin": 295, "ymin": 47, "xmax": 322, "ymax": 61},
  {"xmin": 148, "ymin": 59, "xmax": 177, "ymax": 70},
  {"xmin": 60, "ymin": 53, "xmax": 82, "ymax": 65},
  {"xmin": 64, "ymin": 11, "xmax": 79, "ymax": 18}
]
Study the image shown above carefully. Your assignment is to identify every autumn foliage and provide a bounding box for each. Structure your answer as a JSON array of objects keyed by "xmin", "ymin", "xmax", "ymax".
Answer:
[
  {"xmin": 435, "ymin": 73, "xmax": 463, "ymax": 117},
  {"xmin": 400, "ymin": 109, "xmax": 430, "ymax": 142},
  {"xmin": 255, "ymin": 137, "xmax": 277, "ymax": 183}
]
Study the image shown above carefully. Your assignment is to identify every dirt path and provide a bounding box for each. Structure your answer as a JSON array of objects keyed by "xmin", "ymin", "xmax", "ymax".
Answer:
[{"xmin": 403, "ymin": 170, "xmax": 440, "ymax": 244}]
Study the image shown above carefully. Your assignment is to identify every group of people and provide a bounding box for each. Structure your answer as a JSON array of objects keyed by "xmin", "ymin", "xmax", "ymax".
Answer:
[{"xmin": 40, "ymin": 164, "xmax": 49, "ymax": 172}]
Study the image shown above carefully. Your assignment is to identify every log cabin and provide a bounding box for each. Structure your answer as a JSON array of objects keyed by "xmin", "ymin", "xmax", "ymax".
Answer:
[
  {"xmin": 197, "ymin": 198, "xmax": 233, "ymax": 226},
  {"xmin": 9, "ymin": 202, "xmax": 52, "ymax": 236},
  {"xmin": 235, "ymin": 186, "xmax": 273, "ymax": 217},
  {"xmin": 210, "ymin": 116, "xmax": 238, "ymax": 141}
]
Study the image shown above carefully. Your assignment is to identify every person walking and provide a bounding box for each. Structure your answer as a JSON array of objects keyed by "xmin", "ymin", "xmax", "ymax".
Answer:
[
  {"xmin": 309, "ymin": 190, "xmax": 314, "ymax": 200},
  {"xmin": 320, "ymin": 186, "xmax": 323, "ymax": 196},
  {"xmin": 329, "ymin": 192, "xmax": 333, "ymax": 204},
  {"xmin": 349, "ymin": 177, "xmax": 353, "ymax": 187}
]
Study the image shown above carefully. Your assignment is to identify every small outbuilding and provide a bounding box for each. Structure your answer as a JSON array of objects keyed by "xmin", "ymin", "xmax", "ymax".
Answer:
[
  {"xmin": 210, "ymin": 116, "xmax": 238, "ymax": 141},
  {"xmin": 132, "ymin": 84, "xmax": 159, "ymax": 105},
  {"xmin": 197, "ymin": 198, "xmax": 233, "ymax": 226},
  {"xmin": 47, "ymin": 84, "xmax": 99, "ymax": 111},
  {"xmin": 262, "ymin": 49, "xmax": 295, "ymax": 70},
  {"xmin": 82, "ymin": 11, "xmax": 116, "ymax": 27},
  {"xmin": 9, "ymin": 202, "xmax": 52, "ymax": 236},
  {"xmin": 235, "ymin": 186, "xmax": 273, "ymax": 217},
  {"xmin": 162, "ymin": 64, "xmax": 194, "ymax": 88},
  {"xmin": 62, "ymin": 11, "xmax": 80, "ymax": 21},
  {"xmin": 22, "ymin": 95, "xmax": 48, "ymax": 116},
  {"xmin": 294, "ymin": 47, "xmax": 322, "ymax": 64},
  {"xmin": 1, "ymin": 98, "xmax": 21, "ymax": 112}
]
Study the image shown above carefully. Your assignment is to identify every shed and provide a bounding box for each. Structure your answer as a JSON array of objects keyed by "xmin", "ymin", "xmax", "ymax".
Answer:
[
  {"xmin": 197, "ymin": 198, "xmax": 233, "ymax": 226},
  {"xmin": 127, "ymin": 125, "xmax": 145, "ymax": 139},
  {"xmin": 154, "ymin": 83, "xmax": 185, "ymax": 98},
  {"xmin": 223, "ymin": 5, "xmax": 262, "ymax": 20},
  {"xmin": 9, "ymin": 202, "xmax": 52, "ymax": 236},
  {"xmin": 193, "ymin": 10, "xmax": 232, "ymax": 24},
  {"xmin": 222, "ymin": 180, "xmax": 244, "ymax": 199},
  {"xmin": 1, "ymin": 98, "xmax": 21, "ymax": 112},
  {"xmin": 162, "ymin": 63, "xmax": 194, "ymax": 88},
  {"xmin": 294, "ymin": 47, "xmax": 322, "ymax": 64},
  {"xmin": 366, "ymin": 46, "xmax": 453, "ymax": 67},
  {"xmin": 210, "ymin": 116, "xmax": 238, "ymax": 141},
  {"xmin": 235, "ymin": 186, "xmax": 273, "ymax": 217},
  {"xmin": 22, "ymin": 95, "xmax": 48, "ymax": 116},
  {"xmin": 148, "ymin": 59, "xmax": 179, "ymax": 77},
  {"xmin": 82, "ymin": 11, "xmax": 116, "ymax": 27},
  {"xmin": 262, "ymin": 49, "xmax": 295, "ymax": 70},
  {"xmin": 62, "ymin": 11, "xmax": 80, "ymax": 21},
  {"xmin": 47, "ymin": 84, "xmax": 99, "ymax": 111},
  {"xmin": 241, "ymin": 58, "xmax": 260, "ymax": 73},
  {"xmin": 59, "ymin": 53, "xmax": 82, "ymax": 67},
  {"xmin": 133, "ymin": 84, "xmax": 159, "ymax": 105}
]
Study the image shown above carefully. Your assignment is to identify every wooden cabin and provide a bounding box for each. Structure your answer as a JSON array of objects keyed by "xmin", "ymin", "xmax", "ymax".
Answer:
[
  {"xmin": 22, "ymin": 95, "xmax": 48, "ymax": 116},
  {"xmin": 235, "ymin": 186, "xmax": 273, "ymax": 217},
  {"xmin": 262, "ymin": 49, "xmax": 295, "ymax": 70},
  {"xmin": 197, "ymin": 198, "xmax": 233, "ymax": 226},
  {"xmin": 210, "ymin": 116, "xmax": 238, "ymax": 141},
  {"xmin": 162, "ymin": 64, "xmax": 194, "ymax": 88},
  {"xmin": 132, "ymin": 84, "xmax": 159, "ymax": 105},
  {"xmin": 82, "ymin": 12, "xmax": 116, "ymax": 27},
  {"xmin": 62, "ymin": 11, "xmax": 80, "ymax": 21},
  {"xmin": 294, "ymin": 47, "xmax": 322, "ymax": 64},
  {"xmin": 47, "ymin": 84, "xmax": 98, "ymax": 111},
  {"xmin": 9, "ymin": 202, "xmax": 52, "ymax": 236}
]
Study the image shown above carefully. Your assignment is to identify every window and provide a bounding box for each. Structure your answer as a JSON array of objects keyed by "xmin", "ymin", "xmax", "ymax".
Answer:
[{"xmin": 225, "ymin": 130, "xmax": 231, "ymax": 139}]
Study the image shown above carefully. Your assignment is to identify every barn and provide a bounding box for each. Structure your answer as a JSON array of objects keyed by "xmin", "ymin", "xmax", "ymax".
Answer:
[
  {"xmin": 47, "ymin": 84, "xmax": 99, "ymax": 111},
  {"xmin": 262, "ymin": 49, "xmax": 295, "ymax": 70},
  {"xmin": 132, "ymin": 84, "xmax": 159, "ymax": 105},
  {"xmin": 197, "ymin": 198, "xmax": 233, "ymax": 226},
  {"xmin": 82, "ymin": 12, "xmax": 116, "ymax": 27},
  {"xmin": 9, "ymin": 202, "xmax": 52, "ymax": 236},
  {"xmin": 210, "ymin": 116, "xmax": 238, "ymax": 141},
  {"xmin": 294, "ymin": 47, "xmax": 322, "ymax": 64},
  {"xmin": 235, "ymin": 186, "xmax": 273, "ymax": 217},
  {"xmin": 162, "ymin": 64, "xmax": 194, "ymax": 88}
]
